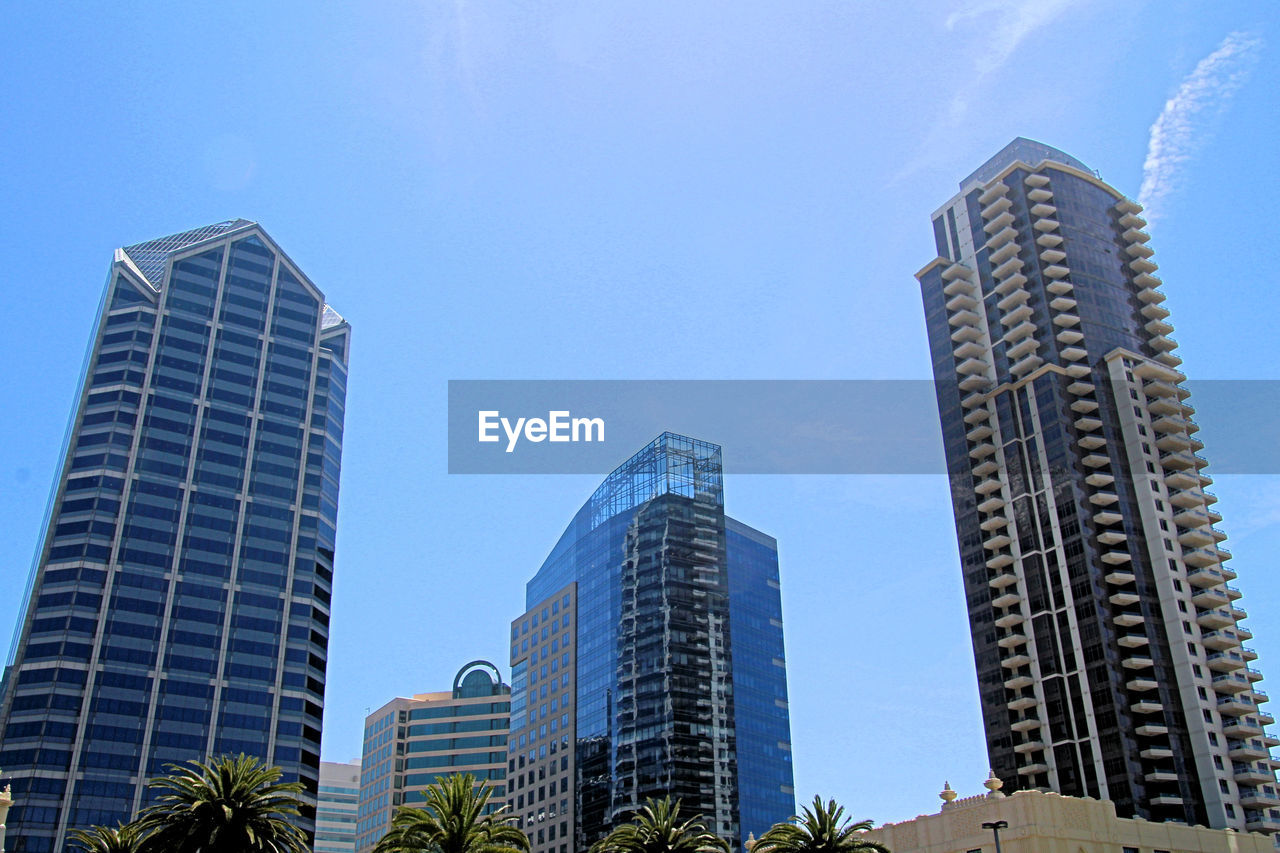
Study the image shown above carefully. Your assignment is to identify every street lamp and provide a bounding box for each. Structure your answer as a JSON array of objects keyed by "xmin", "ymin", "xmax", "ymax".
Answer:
[{"xmin": 981, "ymin": 819, "xmax": 1007, "ymax": 853}]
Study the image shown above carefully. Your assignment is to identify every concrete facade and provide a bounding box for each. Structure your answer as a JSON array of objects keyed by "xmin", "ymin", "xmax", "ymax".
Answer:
[{"xmin": 864, "ymin": 778, "xmax": 1273, "ymax": 853}]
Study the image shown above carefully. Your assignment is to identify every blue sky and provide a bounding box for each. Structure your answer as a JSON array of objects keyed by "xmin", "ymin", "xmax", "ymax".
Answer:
[{"xmin": 2, "ymin": 0, "xmax": 1278, "ymax": 826}]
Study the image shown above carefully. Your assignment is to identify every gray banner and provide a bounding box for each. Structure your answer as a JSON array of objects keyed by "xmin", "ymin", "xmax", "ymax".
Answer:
[{"xmin": 446, "ymin": 380, "xmax": 1280, "ymax": 474}]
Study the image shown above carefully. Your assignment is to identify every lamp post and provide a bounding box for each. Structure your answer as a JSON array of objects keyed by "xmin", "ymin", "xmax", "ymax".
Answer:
[{"xmin": 981, "ymin": 819, "xmax": 1007, "ymax": 853}]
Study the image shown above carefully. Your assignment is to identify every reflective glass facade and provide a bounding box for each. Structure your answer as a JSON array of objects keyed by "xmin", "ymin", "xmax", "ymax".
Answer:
[
  {"xmin": 0, "ymin": 221, "xmax": 349, "ymax": 852},
  {"xmin": 918, "ymin": 140, "xmax": 1278, "ymax": 834},
  {"xmin": 509, "ymin": 433, "xmax": 794, "ymax": 853}
]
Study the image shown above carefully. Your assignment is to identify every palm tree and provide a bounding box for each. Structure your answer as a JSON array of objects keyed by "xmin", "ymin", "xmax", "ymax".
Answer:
[
  {"xmin": 69, "ymin": 822, "xmax": 147, "ymax": 853},
  {"xmin": 373, "ymin": 772, "xmax": 529, "ymax": 853},
  {"xmin": 750, "ymin": 796, "xmax": 888, "ymax": 853},
  {"xmin": 132, "ymin": 753, "xmax": 309, "ymax": 853},
  {"xmin": 589, "ymin": 797, "xmax": 729, "ymax": 853}
]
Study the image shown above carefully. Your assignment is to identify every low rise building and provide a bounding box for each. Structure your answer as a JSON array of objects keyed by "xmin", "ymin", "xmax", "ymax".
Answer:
[
  {"xmin": 316, "ymin": 760, "xmax": 360, "ymax": 853},
  {"xmin": 860, "ymin": 775, "xmax": 1272, "ymax": 853},
  {"xmin": 354, "ymin": 661, "xmax": 510, "ymax": 853}
]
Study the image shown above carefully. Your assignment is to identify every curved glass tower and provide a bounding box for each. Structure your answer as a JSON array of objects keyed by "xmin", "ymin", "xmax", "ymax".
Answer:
[
  {"xmin": 917, "ymin": 140, "xmax": 1278, "ymax": 833},
  {"xmin": 508, "ymin": 433, "xmax": 794, "ymax": 853},
  {"xmin": 0, "ymin": 221, "xmax": 349, "ymax": 852}
]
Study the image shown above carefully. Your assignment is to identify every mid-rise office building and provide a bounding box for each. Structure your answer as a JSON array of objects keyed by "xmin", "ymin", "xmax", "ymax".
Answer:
[
  {"xmin": 508, "ymin": 433, "xmax": 794, "ymax": 853},
  {"xmin": 0, "ymin": 220, "xmax": 349, "ymax": 852},
  {"xmin": 316, "ymin": 760, "xmax": 360, "ymax": 853},
  {"xmin": 355, "ymin": 662, "xmax": 510, "ymax": 853},
  {"xmin": 917, "ymin": 139, "xmax": 1278, "ymax": 832}
]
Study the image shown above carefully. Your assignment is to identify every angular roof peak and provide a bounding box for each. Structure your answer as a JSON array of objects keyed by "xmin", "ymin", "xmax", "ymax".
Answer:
[{"xmin": 121, "ymin": 219, "xmax": 256, "ymax": 287}]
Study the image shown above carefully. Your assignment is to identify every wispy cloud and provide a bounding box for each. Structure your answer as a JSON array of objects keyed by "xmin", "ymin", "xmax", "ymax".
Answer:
[
  {"xmin": 946, "ymin": 0, "xmax": 1076, "ymax": 79},
  {"xmin": 1139, "ymin": 31, "xmax": 1263, "ymax": 226},
  {"xmin": 890, "ymin": 0, "xmax": 1081, "ymax": 183}
]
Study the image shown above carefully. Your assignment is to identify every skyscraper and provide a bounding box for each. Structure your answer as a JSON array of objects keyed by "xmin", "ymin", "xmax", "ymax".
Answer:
[
  {"xmin": 917, "ymin": 139, "xmax": 1278, "ymax": 833},
  {"xmin": 0, "ymin": 220, "xmax": 349, "ymax": 852},
  {"xmin": 355, "ymin": 662, "xmax": 511, "ymax": 853},
  {"xmin": 507, "ymin": 433, "xmax": 794, "ymax": 853}
]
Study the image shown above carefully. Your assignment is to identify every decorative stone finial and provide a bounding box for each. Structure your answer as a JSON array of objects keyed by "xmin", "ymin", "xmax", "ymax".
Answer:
[
  {"xmin": 940, "ymin": 781, "xmax": 958, "ymax": 806},
  {"xmin": 745, "ymin": 832, "xmax": 756, "ymax": 851},
  {"xmin": 984, "ymin": 769, "xmax": 1005, "ymax": 798}
]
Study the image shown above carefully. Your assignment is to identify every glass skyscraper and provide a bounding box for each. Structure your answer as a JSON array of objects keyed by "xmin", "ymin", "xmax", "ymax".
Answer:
[
  {"xmin": 507, "ymin": 433, "xmax": 793, "ymax": 853},
  {"xmin": 0, "ymin": 220, "xmax": 349, "ymax": 852},
  {"xmin": 917, "ymin": 139, "xmax": 1278, "ymax": 833}
]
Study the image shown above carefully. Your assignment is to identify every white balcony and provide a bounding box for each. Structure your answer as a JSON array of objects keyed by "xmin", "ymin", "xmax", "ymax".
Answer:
[
  {"xmin": 995, "ymin": 611, "xmax": 1026, "ymax": 629},
  {"xmin": 1130, "ymin": 257, "xmax": 1158, "ymax": 274},
  {"xmin": 971, "ymin": 456, "xmax": 998, "ymax": 474},
  {"xmin": 1036, "ymin": 232, "xmax": 1063, "ymax": 247},
  {"xmin": 1089, "ymin": 491, "xmax": 1119, "ymax": 506},
  {"xmin": 1008, "ymin": 695, "xmax": 1037, "ymax": 711},
  {"xmin": 958, "ymin": 357, "xmax": 989, "ymax": 377},
  {"xmin": 1191, "ymin": 587, "xmax": 1230, "ymax": 609},
  {"xmin": 1034, "ymin": 219, "xmax": 1061, "ymax": 233},
  {"xmin": 984, "ymin": 532, "xmax": 1012, "ymax": 550},
  {"xmin": 1094, "ymin": 509, "xmax": 1123, "ymax": 526},
  {"xmin": 1141, "ymin": 302, "xmax": 1170, "ymax": 320},
  {"xmin": 997, "ymin": 288, "xmax": 1030, "ymax": 311},
  {"xmin": 1118, "ymin": 633, "xmax": 1150, "ymax": 648},
  {"xmin": 1123, "ymin": 655, "xmax": 1154, "ymax": 670},
  {"xmin": 1145, "ymin": 318, "xmax": 1174, "ymax": 336},
  {"xmin": 1136, "ymin": 286, "xmax": 1166, "ymax": 304},
  {"xmin": 1053, "ymin": 313, "xmax": 1081, "ymax": 328},
  {"xmin": 1198, "ymin": 609, "xmax": 1236, "ymax": 629},
  {"xmin": 993, "ymin": 271, "xmax": 1027, "ymax": 295},
  {"xmin": 1078, "ymin": 434, "xmax": 1106, "ymax": 450},
  {"xmin": 978, "ymin": 183, "xmax": 1009, "ymax": 205},
  {"xmin": 1040, "ymin": 248, "xmax": 1067, "ymax": 264},
  {"xmin": 986, "ymin": 553, "xmax": 1014, "ymax": 569},
  {"xmin": 1126, "ymin": 242, "xmax": 1155, "ymax": 259},
  {"xmin": 983, "ymin": 210, "xmax": 1015, "ymax": 233},
  {"xmin": 1007, "ymin": 337, "xmax": 1039, "ymax": 360},
  {"xmin": 1042, "ymin": 263, "xmax": 1070, "ymax": 279},
  {"xmin": 1057, "ymin": 331, "xmax": 1084, "ymax": 348},
  {"xmin": 978, "ymin": 498, "xmax": 1005, "ymax": 516},
  {"xmin": 1002, "ymin": 304, "xmax": 1033, "ymax": 326},
  {"xmin": 1208, "ymin": 651, "xmax": 1248, "ymax": 672},
  {"xmin": 951, "ymin": 323, "xmax": 984, "ymax": 344},
  {"xmin": 1110, "ymin": 591, "xmax": 1140, "ymax": 607},
  {"xmin": 981, "ymin": 195, "xmax": 1013, "ymax": 218},
  {"xmin": 1131, "ymin": 700, "xmax": 1163, "ymax": 714},
  {"xmin": 992, "ymin": 590, "xmax": 1020, "ymax": 609},
  {"xmin": 1027, "ymin": 187, "xmax": 1053, "ymax": 202},
  {"xmin": 989, "ymin": 570, "xmax": 1018, "ymax": 589},
  {"xmin": 948, "ymin": 308, "xmax": 982, "ymax": 327},
  {"xmin": 988, "ymin": 240, "xmax": 1019, "ymax": 264},
  {"xmin": 1115, "ymin": 612, "xmax": 1145, "ymax": 628},
  {"xmin": 1105, "ymin": 570, "xmax": 1136, "ymax": 585},
  {"xmin": 1179, "ymin": 527, "xmax": 1215, "ymax": 548},
  {"xmin": 1026, "ymin": 173, "xmax": 1051, "ymax": 188},
  {"xmin": 1075, "ymin": 416, "xmax": 1103, "ymax": 432},
  {"xmin": 998, "ymin": 631, "xmax": 1028, "ymax": 649},
  {"xmin": 1135, "ymin": 723, "xmax": 1168, "ymax": 737},
  {"xmin": 992, "ymin": 256, "xmax": 1024, "ymax": 280},
  {"xmin": 1072, "ymin": 399, "xmax": 1100, "ymax": 414}
]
